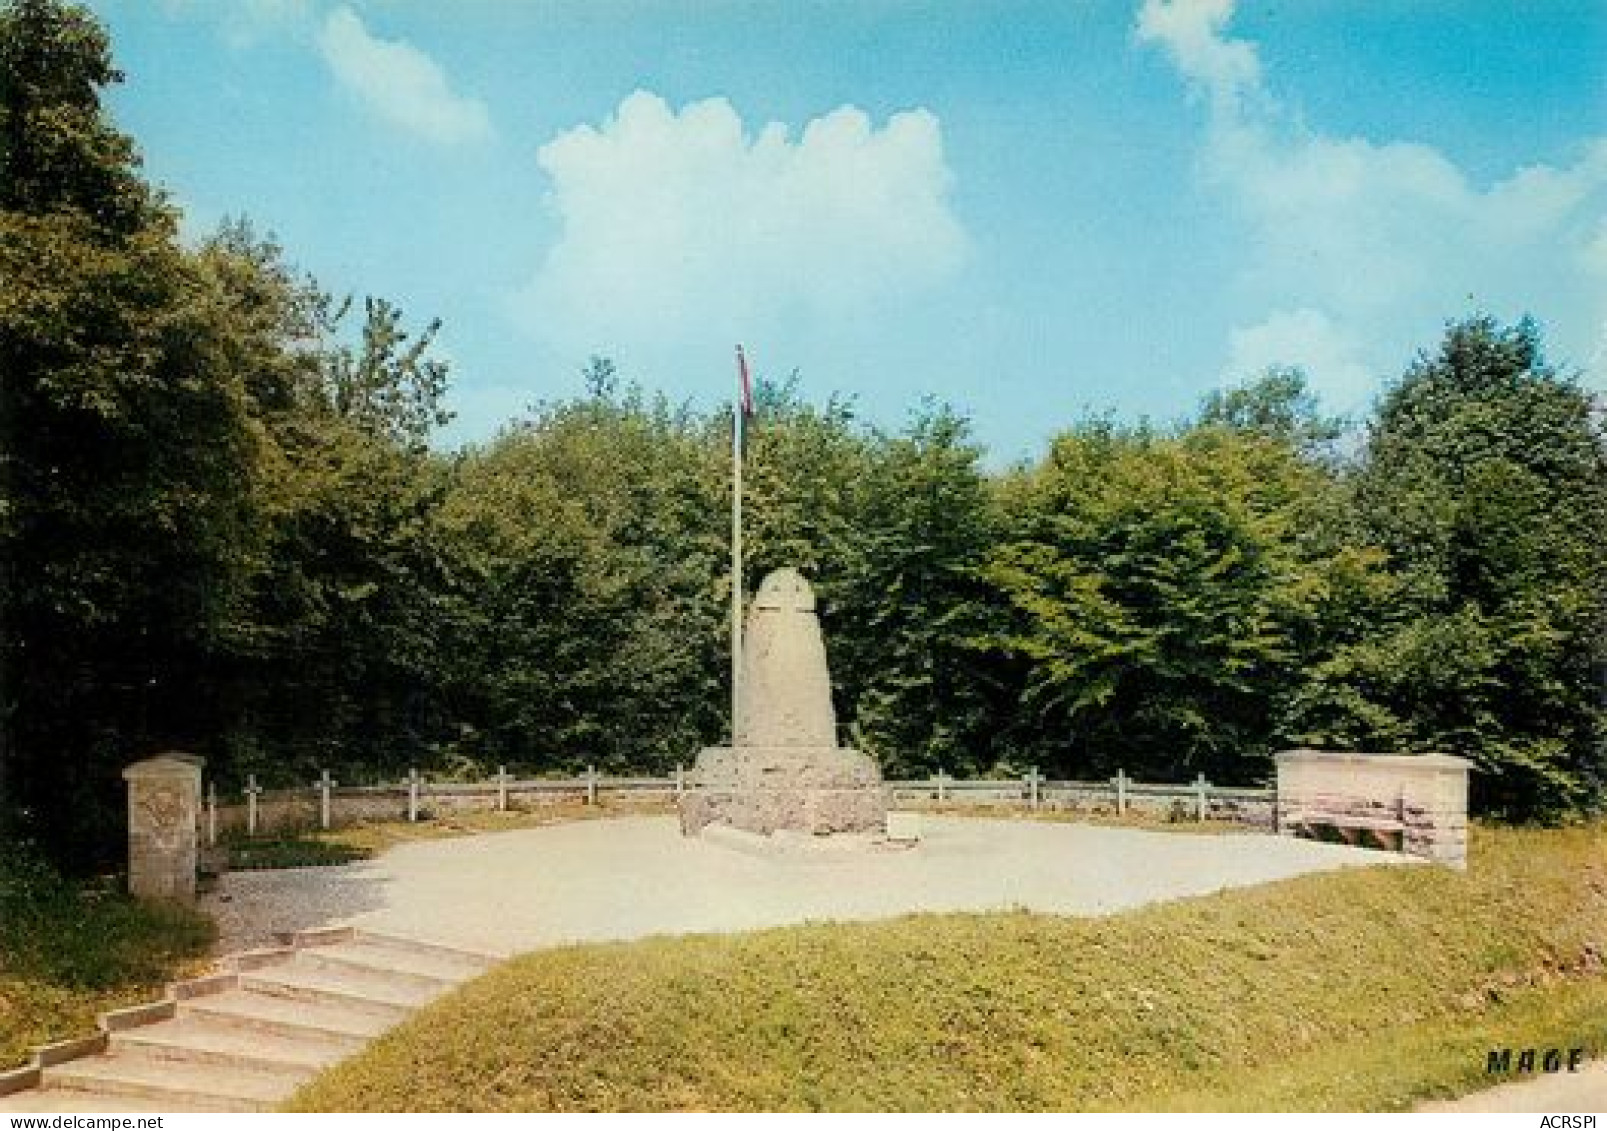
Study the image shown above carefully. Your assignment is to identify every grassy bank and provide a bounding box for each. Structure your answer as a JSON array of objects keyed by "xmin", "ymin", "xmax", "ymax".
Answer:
[
  {"xmin": 0, "ymin": 848, "xmax": 214, "ymax": 1070},
  {"xmin": 290, "ymin": 822, "xmax": 1605, "ymax": 1112}
]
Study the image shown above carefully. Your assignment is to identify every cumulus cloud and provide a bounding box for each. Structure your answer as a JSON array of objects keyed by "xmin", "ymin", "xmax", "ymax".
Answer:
[
  {"xmin": 1225, "ymin": 308, "xmax": 1372, "ymax": 400},
  {"xmin": 512, "ymin": 91, "xmax": 966, "ymax": 361},
  {"xmin": 317, "ymin": 7, "xmax": 493, "ymax": 145},
  {"xmin": 1135, "ymin": 0, "xmax": 1260, "ymax": 106},
  {"xmin": 1137, "ymin": 0, "xmax": 1607, "ymax": 405}
]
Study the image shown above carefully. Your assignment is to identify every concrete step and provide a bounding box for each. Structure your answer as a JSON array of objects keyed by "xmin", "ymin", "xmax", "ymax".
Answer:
[
  {"xmin": 181, "ymin": 987, "xmax": 395, "ymax": 1043},
  {"xmin": 0, "ymin": 930, "xmax": 495, "ymax": 1114},
  {"xmin": 44, "ymin": 1049, "xmax": 300, "ymax": 1112},
  {"xmin": 296, "ymin": 940, "xmax": 471, "ymax": 991},
  {"xmin": 113, "ymin": 1014, "xmax": 356, "ymax": 1074},
  {"xmin": 239, "ymin": 961, "xmax": 435, "ymax": 1016},
  {"xmin": 353, "ymin": 929, "xmax": 506, "ymax": 972},
  {"xmin": 0, "ymin": 1087, "xmax": 181, "ymax": 1113}
]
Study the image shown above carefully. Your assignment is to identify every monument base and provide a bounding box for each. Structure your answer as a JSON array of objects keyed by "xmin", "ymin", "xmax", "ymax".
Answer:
[{"xmin": 679, "ymin": 746, "xmax": 887, "ymax": 837}]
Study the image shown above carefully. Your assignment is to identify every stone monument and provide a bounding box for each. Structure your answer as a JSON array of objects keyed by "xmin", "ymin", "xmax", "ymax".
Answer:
[
  {"xmin": 123, "ymin": 753, "xmax": 204, "ymax": 901},
  {"xmin": 680, "ymin": 568, "xmax": 886, "ymax": 837}
]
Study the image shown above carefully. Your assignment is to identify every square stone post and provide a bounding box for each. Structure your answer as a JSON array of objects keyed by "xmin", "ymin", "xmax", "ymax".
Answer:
[
  {"xmin": 407, "ymin": 768, "xmax": 421, "ymax": 823},
  {"xmin": 123, "ymin": 754, "xmax": 204, "ymax": 903},
  {"xmin": 496, "ymin": 765, "xmax": 510, "ymax": 812},
  {"xmin": 585, "ymin": 765, "xmax": 598, "ymax": 806},
  {"xmin": 1114, "ymin": 769, "xmax": 1128, "ymax": 815}
]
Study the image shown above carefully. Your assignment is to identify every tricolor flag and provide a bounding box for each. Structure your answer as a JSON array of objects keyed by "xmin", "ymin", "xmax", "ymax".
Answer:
[{"xmin": 736, "ymin": 344, "xmax": 755, "ymax": 422}]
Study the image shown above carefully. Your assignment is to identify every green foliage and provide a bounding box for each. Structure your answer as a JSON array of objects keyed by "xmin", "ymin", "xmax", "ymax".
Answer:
[
  {"xmin": 0, "ymin": 0, "xmax": 259, "ymax": 864},
  {"xmin": 979, "ymin": 420, "xmax": 1345, "ymax": 783},
  {"xmin": 0, "ymin": 840, "xmax": 214, "ymax": 1068},
  {"xmin": 835, "ymin": 404, "xmax": 1005, "ymax": 777},
  {"xmin": 1288, "ymin": 317, "xmax": 1607, "ymax": 818},
  {"xmin": 1198, "ymin": 365, "xmax": 1347, "ymax": 454},
  {"xmin": 430, "ymin": 383, "xmax": 727, "ymax": 772}
]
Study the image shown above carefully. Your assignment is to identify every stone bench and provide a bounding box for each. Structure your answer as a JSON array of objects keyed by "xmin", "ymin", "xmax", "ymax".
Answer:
[
  {"xmin": 1274, "ymin": 750, "xmax": 1471, "ymax": 868},
  {"xmin": 1279, "ymin": 793, "xmax": 1407, "ymax": 851}
]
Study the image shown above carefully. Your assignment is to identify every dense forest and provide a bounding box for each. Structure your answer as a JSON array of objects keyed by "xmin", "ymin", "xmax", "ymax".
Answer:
[{"xmin": 3, "ymin": 1, "xmax": 1605, "ymax": 869}]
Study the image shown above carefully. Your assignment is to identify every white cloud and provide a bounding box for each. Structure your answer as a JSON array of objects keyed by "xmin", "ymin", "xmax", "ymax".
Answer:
[
  {"xmin": 317, "ymin": 7, "xmax": 493, "ymax": 145},
  {"xmin": 512, "ymin": 91, "xmax": 967, "ymax": 362},
  {"xmin": 1135, "ymin": 0, "xmax": 1261, "ymax": 107},
  {"xmin": 1225, "ymin": 308, "xmax": 1372, "ymax": 400},
  {"xmin": 160, "ymin": 0, "xmax": 314, "ymax": 48},
  {"xmin": 1137, "ymin": 0, "xmax": 1607, "ymax": 405}
]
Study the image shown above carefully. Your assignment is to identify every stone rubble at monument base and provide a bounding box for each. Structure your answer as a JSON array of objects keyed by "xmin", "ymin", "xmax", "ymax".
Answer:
[{"xmin": 678, "ymin": 745, "xmax": 887, "ymax": 837}]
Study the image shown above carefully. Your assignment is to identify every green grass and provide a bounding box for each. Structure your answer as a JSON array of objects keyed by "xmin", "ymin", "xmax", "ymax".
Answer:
[
  {"xmin": 0, "ymin": 846, "xmax": 215, "ymax": 1071},
  {"xmin": 289, "ymin": 822, "xmax": 1606, "ymax": 1112},
  {"xmin": 1145, "ymin": 975, "xmax": 1607, "ymax": 1111}
]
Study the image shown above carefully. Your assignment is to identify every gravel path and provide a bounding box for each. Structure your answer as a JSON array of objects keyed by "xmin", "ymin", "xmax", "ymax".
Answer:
[
  {"xmin": 202, "ymin": 814, "xmax": 1412, "ymax": 957},
  {"xmin": 1417, "ymin": 1061, "xmax": 1607, "ymax": 1113}
]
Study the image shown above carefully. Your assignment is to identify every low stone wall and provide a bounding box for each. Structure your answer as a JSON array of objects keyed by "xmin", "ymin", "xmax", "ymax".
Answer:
[{"xmin": 1274, "ymin": 749, "xmax": 1471, "ymax": 867}]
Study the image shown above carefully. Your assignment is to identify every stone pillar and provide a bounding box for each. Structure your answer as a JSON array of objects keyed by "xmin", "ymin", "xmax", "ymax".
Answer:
[{"xmin": 123, "ymin": 754, "xmax": 204, "ymax": 903}]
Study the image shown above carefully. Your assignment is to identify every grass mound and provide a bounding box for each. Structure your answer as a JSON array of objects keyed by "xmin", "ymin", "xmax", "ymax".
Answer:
[
  {"xmin": 0, "ymin": 845, "xmax": 214, "ymax": 1069},
  {"xmin": 290, "ymin": 823, "xmax": 1605, "ymax": 1112}
]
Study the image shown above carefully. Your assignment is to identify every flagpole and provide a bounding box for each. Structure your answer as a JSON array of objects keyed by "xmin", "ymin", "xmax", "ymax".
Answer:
[{"xmin": 731, "ymin": 347, "xmax": 745, "ymax": 745}]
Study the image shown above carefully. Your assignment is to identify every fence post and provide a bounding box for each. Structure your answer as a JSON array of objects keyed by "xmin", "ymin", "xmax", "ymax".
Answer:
[
  {"xmin": 1195, "ymin": 773, "xmax": 1208, "ymax": 822},
  {"xmin": 674, "ymin": 763, "xmax": 685, "ymax": 797},
  {"xmin": 1026, "ymin": 767, "xmax": 1042, "ymax": 810},
  {"xmin": 586, "ymin": 765, "xmax": 598, "ymax": 806},
  {"xmin": 245, "ymin": 774, "xmax": 262, "ymax": 837},
  {"xmin": 496, "ymin": 765, "xmax": 509, "ymax": 812},
  {"xmin": 206, "ymin": 781, "xmax": 218, "ymax": 848},
  {"xmin": 935, "ymin": 768, "xmax": 948, "ymax": 804},
  {"xmin": 407, "ymin": 768, "xmax": 421, "ymax": 823},
  {"xmin": 318, "ymin": 770, "xmax": 335, "ymax": 830},
  {"xmin": 1114, "ymin": 769, "xmax": 1128, "ymax": 816}
]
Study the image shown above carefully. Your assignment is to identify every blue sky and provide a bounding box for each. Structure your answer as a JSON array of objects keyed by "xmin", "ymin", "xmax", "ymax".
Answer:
[{"xmin": 89, "ymin": 1, "xmax": 1607, "ymax": 460}]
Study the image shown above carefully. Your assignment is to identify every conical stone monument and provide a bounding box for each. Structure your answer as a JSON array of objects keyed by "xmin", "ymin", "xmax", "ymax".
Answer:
[{"xmin": 680, "ymin": 568, "xmax": 887, "ymax": 837}]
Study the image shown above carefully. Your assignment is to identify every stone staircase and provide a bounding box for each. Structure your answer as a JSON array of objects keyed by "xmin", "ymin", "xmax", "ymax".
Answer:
[{"xmin": 0, "ymin": 927, "xmax": 502, "ymax": 1113}]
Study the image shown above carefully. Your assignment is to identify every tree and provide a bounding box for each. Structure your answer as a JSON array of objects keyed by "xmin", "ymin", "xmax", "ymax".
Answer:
[
  {"xmin": 431, "ymin": 376, "xmax": 727, "ymax": 771},
  {"xmin": 980, "ymin": 420, "xmax": 1338, "ymax": 783},
  {"xmin": 833, "ymin": 404, "xmax": 1003, "ymax": 777},
  {"xmin": 193, "ymin": 222, "xmax": 462, "ymax": 786},
  {"xmin": 1288, "ymin": 317, "xmax": 1607, "ymax": 818},
  {"xmin": 0, "ymin": 0, "xmax": 258, "ymax": 865},
  {"xmin": 1198, "ymin": 366, "xmax": 1347, "ymax": 455}
]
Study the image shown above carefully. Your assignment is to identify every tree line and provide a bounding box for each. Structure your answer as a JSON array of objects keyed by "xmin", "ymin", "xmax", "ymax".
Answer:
[{"xmin": 3, "ymin": 1, "xmax": 1604, "ymax": 868}]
